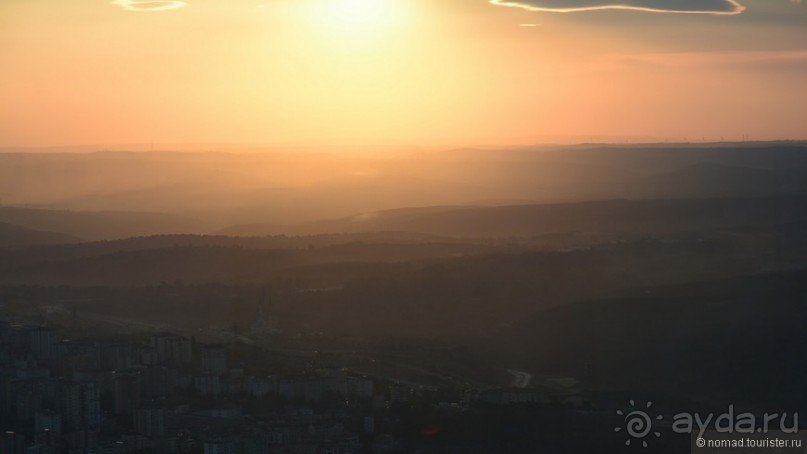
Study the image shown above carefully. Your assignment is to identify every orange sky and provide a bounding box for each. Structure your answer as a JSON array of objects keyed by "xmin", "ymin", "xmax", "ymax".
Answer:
[{"xmin": 0, "ymin": 0, "xmax": 805, "ymax": 148}]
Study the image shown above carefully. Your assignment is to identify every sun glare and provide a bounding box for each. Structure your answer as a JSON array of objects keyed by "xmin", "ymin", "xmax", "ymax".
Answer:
[
  {"xmin": 312, "ymin": 0, "xmax": 403, "ymax": 32},
  {"xmin": 327, "ymin": 0, "xmax": 394, "ymax": 25}
]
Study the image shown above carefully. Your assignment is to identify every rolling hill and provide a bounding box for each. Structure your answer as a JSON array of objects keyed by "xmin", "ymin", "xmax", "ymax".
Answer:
[
  {"xmin": 217, "ymin": 196, "xmax": 807, "ymax": 237},
  {"xmin": 0, "ymin": 206, "xmax": 209, "ymax": 241},
  {"xmin": 0, "ymin": 222, "xmax": 81, "ymax": 248}
]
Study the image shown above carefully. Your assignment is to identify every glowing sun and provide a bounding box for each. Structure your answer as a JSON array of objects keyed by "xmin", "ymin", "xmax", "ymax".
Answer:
[{"xmin": 322, "ymin": 0, "xmax": 398, "ymax": 28}]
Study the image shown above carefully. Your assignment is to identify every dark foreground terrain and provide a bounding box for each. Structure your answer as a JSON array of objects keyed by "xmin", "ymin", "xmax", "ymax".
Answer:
[{"xmin": 1, "ymin": 143, "xmax": 806, "ymax": 453}]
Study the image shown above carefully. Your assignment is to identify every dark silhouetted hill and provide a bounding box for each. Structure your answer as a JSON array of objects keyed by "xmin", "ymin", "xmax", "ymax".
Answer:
[
  {"xmin": 0, "ymin": 206, "xmax": 208, "ymax": 241},
  {"xmin": 218, "ymin": 196, "xmax": 807, "ymax": 237},
  {"xmin": 0, "ymin": 222, "xmax": 81, "ymax": 248},
  {"xmin": 506, "ymin": 269, "xmax": 807, "ymax": 406}
]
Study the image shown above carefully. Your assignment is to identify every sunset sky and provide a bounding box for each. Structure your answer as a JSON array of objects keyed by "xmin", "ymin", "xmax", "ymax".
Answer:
[{"xmin": 1, "ymin": 0, "xmax": 805, "ymax": 148}]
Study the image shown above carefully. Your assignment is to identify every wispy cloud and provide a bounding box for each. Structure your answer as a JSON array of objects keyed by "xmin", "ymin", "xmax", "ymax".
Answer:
[
  {"xmin": 600, "ymin": 50, "xmax": 807, "ymax": 69},
  {"xmin": 111, "ymin": 0, "xmax": 187, "ymax": 12},
  {"xmin": 489, "ymin": 0, "xmax": 746, "ymax": 15}
]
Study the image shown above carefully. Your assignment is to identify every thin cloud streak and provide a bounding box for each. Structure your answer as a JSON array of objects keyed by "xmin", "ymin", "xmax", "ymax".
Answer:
[
  {"xmin": 111, "ymin": 0, "xmax": 187, "ymax": 12},
  {"xmin": 599, "ymin": 50, "xmax": 807, "ymax": 69},
  {"xmin": 489, "ymin": 0, "xmax": 746, "ymax": 15}
]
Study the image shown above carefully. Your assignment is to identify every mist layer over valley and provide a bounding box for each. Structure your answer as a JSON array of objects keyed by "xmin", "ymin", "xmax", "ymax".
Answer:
[{"xmin": 3, "ymin": 143, "xmax": 807, "ymax": 239}]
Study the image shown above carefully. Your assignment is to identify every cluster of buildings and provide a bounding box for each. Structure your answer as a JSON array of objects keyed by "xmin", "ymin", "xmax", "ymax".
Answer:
[
  {"xmin": 0, "ymin": 321, "xmax": 421, "ymax": 454},
  {"xmin": 0, "ymin": 318, "xmax": 576, "ymax": 454}
]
